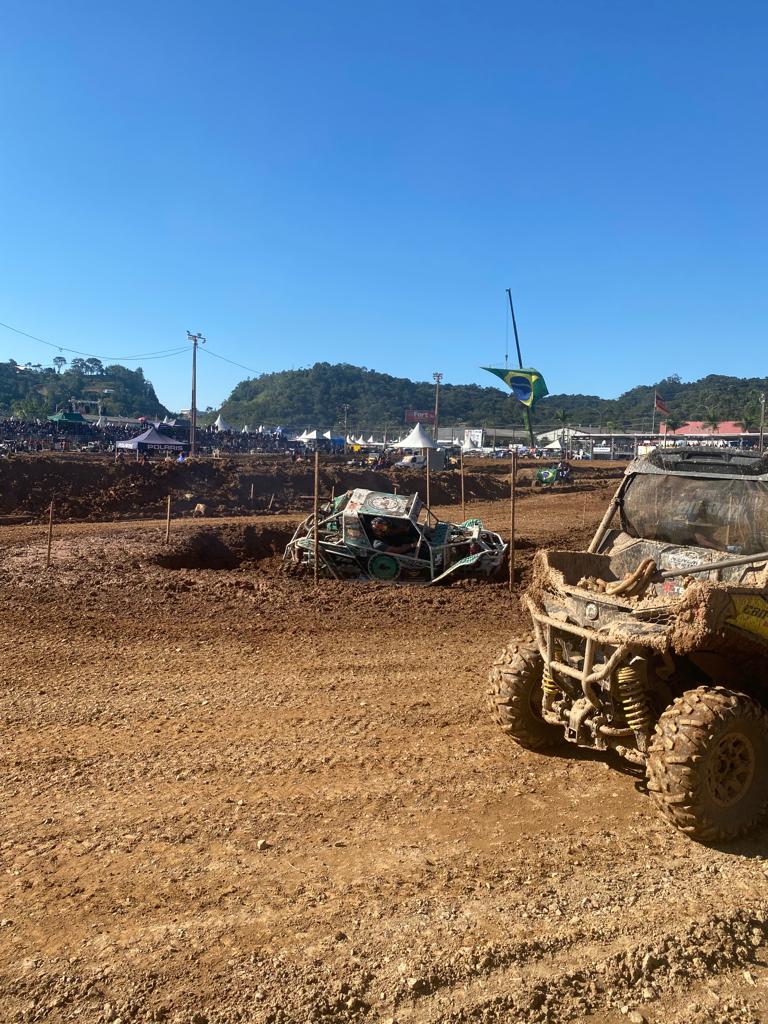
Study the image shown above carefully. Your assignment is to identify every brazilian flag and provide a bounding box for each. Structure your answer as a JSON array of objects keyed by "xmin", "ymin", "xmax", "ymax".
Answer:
[{"xmin": 482, "ymin": 367, "xmax": 549, "ymax": 408}]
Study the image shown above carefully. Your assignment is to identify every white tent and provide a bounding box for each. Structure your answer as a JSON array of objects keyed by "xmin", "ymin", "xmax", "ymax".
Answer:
[
  {"xmin": 395, "ymin": 423, "xmax": 437, "ymax": 449},
  {"xmin": 95, "ymin": 415, "xmax": 107, "ymax": 428},
  {"xmin": 366, "ymin": 435, "xmax": 375, "ymax": 444},
  {"xmin": 213, "ymin": 414, "xmax": 232, "ymax": 432},
  {"xmin": 303, "ymin": 429, "xmax": 324, "ymax": 441},
  {"xmin": 242, "ymin": 425, "xmax": 251, "ymax": 434},
  {"xmin": 322, "ymin": 430, "xmax": 345, "ymax": 443},
  {"xmin": 346, "ymin": 434, "xmax": 355, "ymax": 444},
  {"xmin": 293, "ymin": 429, "xmax": 309, "ymax": 441}
]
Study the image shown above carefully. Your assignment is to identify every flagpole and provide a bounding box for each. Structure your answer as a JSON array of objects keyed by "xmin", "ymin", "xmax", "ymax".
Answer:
[
  {"xmin": 506, "ymin": 289, "xmax": 536, "ymax": 450},
  {"xmin": 651, "ymin": 392, "xmax": 656, "ymax": 436}
]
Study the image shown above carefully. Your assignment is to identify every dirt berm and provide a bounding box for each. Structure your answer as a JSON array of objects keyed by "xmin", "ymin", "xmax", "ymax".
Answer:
[{"xmin": 0, "ymin": 454, "xmax": 622, "ymax": 522}]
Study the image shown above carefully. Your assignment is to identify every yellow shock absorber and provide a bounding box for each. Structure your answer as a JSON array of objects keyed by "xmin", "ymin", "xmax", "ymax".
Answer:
[
  {"xmin": 542, "ymin": 662, "xmax": 559, "ymax": 697},
  {"xmin": 616, "ymin": 662, "xmax": 652, "ymax": 732}
]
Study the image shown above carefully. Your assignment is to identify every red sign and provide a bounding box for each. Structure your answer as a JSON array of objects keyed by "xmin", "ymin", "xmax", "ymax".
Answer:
[{"xmin": 404, "ymin": 409, "xmax": 435, "ymax": 423}]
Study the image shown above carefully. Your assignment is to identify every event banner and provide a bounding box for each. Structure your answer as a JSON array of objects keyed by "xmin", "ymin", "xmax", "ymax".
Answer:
[{"xmin": 404, "ymin": 409, "xmax": 435, "ymax": 423}]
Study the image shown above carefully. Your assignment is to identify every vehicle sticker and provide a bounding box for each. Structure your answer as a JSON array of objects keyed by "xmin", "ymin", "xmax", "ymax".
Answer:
[
  {"xmin": 665, "ymin": 551, "xmax": 710, "ymax": 570},
  {"xmin": 725, "ymin": 596, "xmax": 768, "ymax": 640}
]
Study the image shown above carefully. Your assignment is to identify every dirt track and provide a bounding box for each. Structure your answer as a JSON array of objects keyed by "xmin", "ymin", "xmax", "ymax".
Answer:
[{"xmin": 2, "ymin": 483, "xmax": 768, "ymax": 1024}]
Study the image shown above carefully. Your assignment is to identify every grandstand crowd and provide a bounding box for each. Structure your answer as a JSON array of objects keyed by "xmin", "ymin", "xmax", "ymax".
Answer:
[{"xmin": 0, "ymin": 417, "xmax": 292, "ymax": 456}]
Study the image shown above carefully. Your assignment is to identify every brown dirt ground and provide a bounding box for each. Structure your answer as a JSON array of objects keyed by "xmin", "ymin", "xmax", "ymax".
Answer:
[
  {"xmin": 1, "ymin": 483, "xmax": 767, "ymax": 1024},
  {"xmin": 0, "ymin": 454, "xmax": 623, "ymax": 523}
]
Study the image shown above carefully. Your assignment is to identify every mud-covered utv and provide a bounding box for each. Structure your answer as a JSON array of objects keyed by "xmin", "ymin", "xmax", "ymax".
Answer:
[
  {"xmin": 489, "ymin": 447, "xmax": 768, "ymax": 842},
  {"xmin": 284, "ymin": 487, "xmax": 507, "ymax": 583}
]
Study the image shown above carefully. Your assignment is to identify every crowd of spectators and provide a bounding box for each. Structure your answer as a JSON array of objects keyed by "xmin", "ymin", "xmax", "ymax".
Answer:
[{"xmin": 0, "ymin": 416, "xmax": 298, "ymax": 456}]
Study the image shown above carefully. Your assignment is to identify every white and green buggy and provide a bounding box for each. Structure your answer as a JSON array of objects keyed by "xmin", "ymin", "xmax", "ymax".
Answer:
[{"xmin": 283, "ymin": 487, "xmax": 507, "ymax": 583}]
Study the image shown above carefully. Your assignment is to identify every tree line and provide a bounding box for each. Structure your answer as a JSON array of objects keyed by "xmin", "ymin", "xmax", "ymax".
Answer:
[
  {"xmin": 219, "ymin": 364, "xmax": 768, "ymax": 432},
  {"xmin": 0, "ymin": 358, "xmax": 169, "ymax": 419}
]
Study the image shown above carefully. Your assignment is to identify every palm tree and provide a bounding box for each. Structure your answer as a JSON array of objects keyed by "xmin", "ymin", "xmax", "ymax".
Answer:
[
  {"xmin": 554, "ymin": 408, "xmax": 568, "ymax": 451},
  {"xmin": 736, "ymin": 405, "xmax": 759, "ymax": 434},
  {"xmin": 704, "ymin": 408, "xmax": 720, "ymax": 434},
  {"xmin": 662, "ymin": 413, "xmax": 684, "ymax": 441}
]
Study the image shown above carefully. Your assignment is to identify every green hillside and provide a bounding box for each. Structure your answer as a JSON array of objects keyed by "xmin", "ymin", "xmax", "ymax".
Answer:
[
  {"xmin": 219, "ymin": 364, "xmax": 768, "ymax": 432},
  {"xmin": 0, "ymin": 358, "xmax": 169, "ymax": 418}
]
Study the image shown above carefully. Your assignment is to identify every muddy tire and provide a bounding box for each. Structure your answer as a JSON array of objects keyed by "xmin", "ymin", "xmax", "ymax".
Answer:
[
  {"xmin": 488, "ymin": 639, "xmax": 562, "ymax": 750},
  {"xmin": 647, "ymin": 686, "xmax": 768, "ymax": 842}
]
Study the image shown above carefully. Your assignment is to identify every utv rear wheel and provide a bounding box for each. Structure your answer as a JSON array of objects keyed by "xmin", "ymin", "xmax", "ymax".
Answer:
[
  {"xmin": 488, "ymin": 640, "xmax": 562, "ymax": 750},
  {"xmin": 647, "ymin": 686, "xmax": 768, "ymax": 842}
]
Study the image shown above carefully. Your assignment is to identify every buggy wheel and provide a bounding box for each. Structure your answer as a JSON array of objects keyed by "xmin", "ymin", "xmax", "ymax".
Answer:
[
  {"xmin": 647, "ymin": 686, "xmax": 768, "ymax": 842},
  {"xmin": 488, "ymin": 639, "xmax": 562, "ymax": 750}
]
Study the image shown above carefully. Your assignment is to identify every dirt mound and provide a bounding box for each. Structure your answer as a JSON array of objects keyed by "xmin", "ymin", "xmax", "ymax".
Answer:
[
  {"xmin": 153, "ymin": 523, "xmax": 294, "ymax": 570},
  {"xmin": 0, "ymin": 454, "xmax": 624, "ymax": 523}
]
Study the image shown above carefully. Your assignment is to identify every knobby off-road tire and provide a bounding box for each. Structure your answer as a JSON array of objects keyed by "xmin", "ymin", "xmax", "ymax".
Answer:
[
  {"xmin": 647, "ymin": 686, "xmax": 768, "ymax": 842},
  {"xmin": 488, "ymin": 639, "xmax": 562, "ymax": 750}
]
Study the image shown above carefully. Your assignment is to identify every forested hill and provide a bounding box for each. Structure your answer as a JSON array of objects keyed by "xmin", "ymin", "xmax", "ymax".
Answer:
[
  {"xmin": 220, "ymin": 364, "xmax": 768, "ymax": 432},
  {"xmin": 0, "ymin": 358, "xmax": 169, "ymax": 418}
]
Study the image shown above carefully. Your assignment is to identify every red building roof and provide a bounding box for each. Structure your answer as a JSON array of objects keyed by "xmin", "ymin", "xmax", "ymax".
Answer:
[{"xmin": 662, "ymin": 420, "xmax": 750, "ymax": 436}]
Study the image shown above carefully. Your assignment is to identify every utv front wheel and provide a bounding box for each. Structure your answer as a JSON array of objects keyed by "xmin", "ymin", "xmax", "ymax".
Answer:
[
  {"xmin": 488, "ymin": 640, "xmax": 562, "ymax": 750},
  {"xmin": 647, "ymin": 686, "xmax": 768, "ymax": 842}
]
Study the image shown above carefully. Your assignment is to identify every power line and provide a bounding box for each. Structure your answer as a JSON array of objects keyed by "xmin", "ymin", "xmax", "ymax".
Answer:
[
  {"xmin": 199, "ymin": 344, "xmax": 262, "ymax": 376},
  {"xmin": 0, "ymin": 320, "xmax": 189, "ymax": 362}
]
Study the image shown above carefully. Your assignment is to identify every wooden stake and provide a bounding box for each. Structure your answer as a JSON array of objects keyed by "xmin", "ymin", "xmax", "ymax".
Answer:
[
  {"xmin": 250, "ymin": 482, "xmax": 254, "ymax": 506},
  {"xmin": 460, "ymin": 448, "xmax": 465, "ymax": 522},
  {"xmin": 508, "ymin": 450, "xmax": 517, "ymax": 594},
  {"xmin": 268, "ymin": 493, "xmax": 275, "ymax": 510},
  {"xmin": 46, "ymin": 498, "xmax": 54, "ymax": 569},
  {"xmin": 164, "ymin": 494, "xmax": 172, "ymax": 543},
  {"xmin": 313, "ymin": 450, "xmax": 320, "ymax": 586},
  {"xmin": 425, "ymin": 448, "xmax": 431, "ymax": 509}
]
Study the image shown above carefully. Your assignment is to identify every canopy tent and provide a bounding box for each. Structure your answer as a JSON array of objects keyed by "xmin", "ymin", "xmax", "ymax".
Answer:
[
  {"xmin": 302, "ymin": 429, "xmax": 324, "ymax": 441},
  {"xmin": 242, "ymin": 425, "xmax": 251, "ymax": 434},
  {"xmin": 48, "ymin": 411, "xmax": 86, "ymax": 424},
  {"xmin": 395, "ymin": 423, "xmax": 437, "ymax": 449},
  {"xmin": 213, "ymin": 414, "xmax": 232, "ymax": 432},
  {"xmin": 322, "ymin": 430, "xmax": 345, "ymax": 445},
  {"xmin": 116, "ymin": 427, "xmax": 185, "ymax": 452},
  {"xmin": 95, "ymin": 415, "xmax": 107, "ymax": 428},
  {"xmin": 366, "ymin": 435, "xmax": 375, "ymax": 444}
]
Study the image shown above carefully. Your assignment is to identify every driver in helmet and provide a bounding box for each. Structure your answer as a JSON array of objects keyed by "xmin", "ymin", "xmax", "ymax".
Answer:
[{"xmin": 370, "ymin": 517, "xmax": 417, "ymax": 555}]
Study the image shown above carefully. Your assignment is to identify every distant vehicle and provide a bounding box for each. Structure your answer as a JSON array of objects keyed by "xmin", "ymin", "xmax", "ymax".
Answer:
[
  {"xmin": 394, "ymin": 454, "xmax": 426, "ymax": 469},
  {"xmin": 284, "ymin": 487, "xmax": 507, "ymax": 584}
]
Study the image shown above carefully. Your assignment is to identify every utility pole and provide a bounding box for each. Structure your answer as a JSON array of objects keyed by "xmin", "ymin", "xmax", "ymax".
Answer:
[
  {"xmin": 433, "ymin": 372, "xmax": 443, "ymax": 443},
  {"xmin": 187, "ymin": 332, "xmax": 206, "ymax": 455},
  {"xmin": 342, "ymin": 403, "xmax": 349, "ymax": 450},
  {"xmin": 760, "ymin": 393, "xmax": 766, "ymax": 454}
]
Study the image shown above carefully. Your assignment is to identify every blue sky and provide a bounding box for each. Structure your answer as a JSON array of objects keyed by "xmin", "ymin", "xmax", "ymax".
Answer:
[{"xmin": 1, "ymin": 1, "xmax": 766, "ymax": 411}]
